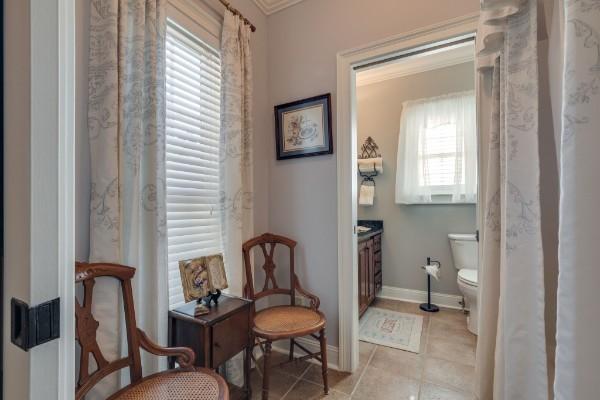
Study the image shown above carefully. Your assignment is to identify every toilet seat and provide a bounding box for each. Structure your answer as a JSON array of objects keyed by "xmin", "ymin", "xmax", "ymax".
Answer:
[{"xmin": 458, "ymin": 269, "xmax": 478, "ymax": 287}]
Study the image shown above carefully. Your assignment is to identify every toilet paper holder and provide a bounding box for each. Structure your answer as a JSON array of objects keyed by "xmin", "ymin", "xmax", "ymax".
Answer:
[{"xmin": 420, "ymin": 257, "xmax": 441, "ymax": 313}]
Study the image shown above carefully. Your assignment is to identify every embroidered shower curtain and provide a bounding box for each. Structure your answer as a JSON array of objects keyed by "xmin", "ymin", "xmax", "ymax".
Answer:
[
  {"xmin": 87, "ymin": 0, "xmax": 168, "ymax": 397},
  {"xmin": 475, "ymin": 0, "xmax": 549, "ymax": 399}
]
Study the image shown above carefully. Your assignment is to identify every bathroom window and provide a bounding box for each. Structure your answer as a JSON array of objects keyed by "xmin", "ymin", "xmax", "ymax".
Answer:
[
  {"xmin": 165, "ymin": 19, "xmax": 222, "ymax": 309},
  {"xmin": 395, "ymin": 90, "xmax": 477, "ymax": 204}
]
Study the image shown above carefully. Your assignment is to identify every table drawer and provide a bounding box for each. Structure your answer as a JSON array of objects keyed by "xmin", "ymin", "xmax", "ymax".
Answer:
[{"xmin": 211, "ymin": 310, "xmax": 249, "ymax": 367}]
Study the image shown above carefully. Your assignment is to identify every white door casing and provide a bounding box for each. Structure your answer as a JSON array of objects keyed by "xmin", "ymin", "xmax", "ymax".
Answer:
[
  {"xmin": 3, "ymin": 0, "xmax": 76, "ymax": 399},
  {"xmin": 335, "ymin": 13, "xmax": 478, "ymax": 372}
]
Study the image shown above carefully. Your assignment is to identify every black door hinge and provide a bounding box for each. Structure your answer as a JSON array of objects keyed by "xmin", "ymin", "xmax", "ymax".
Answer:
[{"xmin": 11, "ymin": 297, "xmax": 60, "ymax": 351}]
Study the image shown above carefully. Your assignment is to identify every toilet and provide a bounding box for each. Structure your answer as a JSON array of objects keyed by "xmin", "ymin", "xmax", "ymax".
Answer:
[{"xmin": 448, "ymin": 233, "xmax": 478, "ymax": 335}]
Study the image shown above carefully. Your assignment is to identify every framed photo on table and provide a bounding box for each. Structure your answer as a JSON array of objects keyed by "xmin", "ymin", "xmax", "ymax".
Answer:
[{"xmin": 274, "ymin": 93, "xmax": 333, "ymax": 160}]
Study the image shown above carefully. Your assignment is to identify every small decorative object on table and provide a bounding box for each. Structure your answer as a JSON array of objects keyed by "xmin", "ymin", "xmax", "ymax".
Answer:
[
  {"xmin": 179, "ymin": 254, "xmax": 229, "ymax": 317},
  {"xmin": 274, "ymin": 93, "xmax": 333, "ymax": 160}
]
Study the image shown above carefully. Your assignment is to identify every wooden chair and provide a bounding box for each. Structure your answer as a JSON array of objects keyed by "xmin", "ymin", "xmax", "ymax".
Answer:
[
  {"xmin": 242, "ymin": 233, "xmax": 328, "ymax": 400},
  {"xmin": 75, "ymin": 262, "xmax": 229, "ymax": 400}
]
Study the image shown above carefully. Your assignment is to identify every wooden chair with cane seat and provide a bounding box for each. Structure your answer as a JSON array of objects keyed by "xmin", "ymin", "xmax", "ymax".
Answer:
[
  {"xmin": 242, "ymin": 233, "xmax": 328, "ymax": 400},
  {"xmin": 75, "ymin": 262, "xmax": 229, "ymax": 400}
]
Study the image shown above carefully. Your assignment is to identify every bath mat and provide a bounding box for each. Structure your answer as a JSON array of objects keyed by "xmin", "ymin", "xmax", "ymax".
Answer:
[{"xmin": 359, "ymin": 307, "xmax": 423, "ymax": 353}]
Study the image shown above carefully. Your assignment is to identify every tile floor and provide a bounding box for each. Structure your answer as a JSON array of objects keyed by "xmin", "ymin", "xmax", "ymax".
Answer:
[{"xmin": 249, "ymin": 298, "xmax": 477, "ymax": 400}]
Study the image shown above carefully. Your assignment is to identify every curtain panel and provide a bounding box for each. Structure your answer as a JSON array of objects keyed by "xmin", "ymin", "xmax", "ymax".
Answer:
[
  {"xmin": 475, "ymin": 0, "xmax": 549, "ymax": 399},
  {"xmin": 87, "ymin": 0, "xmax": 168, "ymax": 397},
  {"xmin": 219, "ymin": 9, "xmax": 254, "ymax": 386},
  {"xmin": 395, "ymin": 90, "xmax": 477, "ymax": 204},
  {"xmin": 554, "ymin": 0, "xmax": 600, "ymax": 398}
]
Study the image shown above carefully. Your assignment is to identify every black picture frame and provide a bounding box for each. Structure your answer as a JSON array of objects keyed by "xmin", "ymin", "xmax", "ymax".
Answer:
[{"xmin": 274, "ymin": 93, "xmax": 333, "ymax": 160}]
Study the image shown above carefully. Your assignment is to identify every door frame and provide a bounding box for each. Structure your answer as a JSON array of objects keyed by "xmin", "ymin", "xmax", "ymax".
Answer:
[
  {"xmin": 3, "ymin": 0, "xmax": 76, "ymax": 398},
  {"xmin": 335, "ymin": 13, "xmax": 479, "ymax": 372}
]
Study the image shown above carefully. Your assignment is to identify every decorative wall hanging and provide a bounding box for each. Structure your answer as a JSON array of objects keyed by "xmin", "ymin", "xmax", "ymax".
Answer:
[
  {"xmin": 274, "ymin": 93, "xmax": 333, "ymax": 160},
  {"xmin": 358, "ymin": 136, "xmax": 383, "ymax": 206}
]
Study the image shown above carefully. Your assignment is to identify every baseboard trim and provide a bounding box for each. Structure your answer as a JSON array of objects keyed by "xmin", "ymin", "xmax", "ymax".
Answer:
[
  {"xmin": 271, "ymin": 337, "xmax": 340, "ymax": 371},
  {"xmin": 378, "ymin": 285, "xmax": 466, "ymax": 310}
]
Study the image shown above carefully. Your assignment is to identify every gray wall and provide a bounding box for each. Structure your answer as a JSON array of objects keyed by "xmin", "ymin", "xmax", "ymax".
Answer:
[
  {"xmin": 266, "ymin": 0, "xmax": 480, "ymax": 346},
  {"xmin": 357, "ymin": 62, "xmax": 477, "ymax": 296}
]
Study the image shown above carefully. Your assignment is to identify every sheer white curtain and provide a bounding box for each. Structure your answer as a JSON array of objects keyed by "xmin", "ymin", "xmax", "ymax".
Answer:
[{"xmin": 395, "ymin": 90, "xmax": 476, "ymax": 204}]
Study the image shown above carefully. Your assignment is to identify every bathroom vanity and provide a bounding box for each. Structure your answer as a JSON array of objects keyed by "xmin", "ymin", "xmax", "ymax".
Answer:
[{"xmin": 357, "ymin": 220, "xmax": 383, "ymax": 317}]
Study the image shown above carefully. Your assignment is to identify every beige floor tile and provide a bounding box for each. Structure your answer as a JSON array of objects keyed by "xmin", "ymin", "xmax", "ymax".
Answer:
[
  {"xmin": 283, "ymin": 380, "xmax": 350, "ymax": 400},
  {"xmin": 369, "ymin": 346, "xmax": 424, "ymax": 380},
  {"xmin": 419, "ymin": 382, "xmax": 474, "ymax": 400},
  {"xmin": 359, "ymin": 340, "xmax": 377, "ymax": 361},
  {"xmin": 429, "ymin": 318, "xmax": 476, "ymax": 346},
  {"xmin": 303, "ymin": 365, "xmax": 362, "ymax": 395},
  {"xmin": 426, "ymin": 337, "xmax": 475, "ymax": 367},
  {"xmin": 352, "ymin": 366, "xmax": 420, "ymax": 400},
  {"xmin": 430, "ymin": 308, "xmax": 468, "ymax": 327},
  {"xmin": 422, "ymin": 357, "xmax": 475, "ymax": 393},
  {"xmin": 256, "ymin": 350, "xmax": 311, "ymax": 378},
  {"xmin": 250, "ymin": 368, "xmax": 298, "ymax": 400}
]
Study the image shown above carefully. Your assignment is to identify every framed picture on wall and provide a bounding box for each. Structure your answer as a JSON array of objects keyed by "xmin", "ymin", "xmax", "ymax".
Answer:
[{"xmin": 274, "ymin": 93, "xmax": 333, "ymax": 160}]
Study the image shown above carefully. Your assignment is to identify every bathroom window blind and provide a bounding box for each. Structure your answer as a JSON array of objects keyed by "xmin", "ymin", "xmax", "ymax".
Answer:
[{"xmin": 166, "ymin": 20, "xmax": 222, "ymax": 309}]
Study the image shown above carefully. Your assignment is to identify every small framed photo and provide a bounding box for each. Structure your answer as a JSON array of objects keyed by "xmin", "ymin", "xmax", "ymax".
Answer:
[
  {"xmin": 274, "ymin": 93, "xmax": 333, "ymax": 160},
  {"xmin": 178, "ymin": 254, "xmax": 228, "ymax": 303}
]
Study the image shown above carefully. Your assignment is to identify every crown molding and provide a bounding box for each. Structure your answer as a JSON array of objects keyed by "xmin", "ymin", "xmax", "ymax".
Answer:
[
  {"xmin": 356, "ymin": 41, "xmax": 475, "ymax": 87},
  {"xmin": 252, "ymin": 0, "xmax": 305, "ymax": 15}
]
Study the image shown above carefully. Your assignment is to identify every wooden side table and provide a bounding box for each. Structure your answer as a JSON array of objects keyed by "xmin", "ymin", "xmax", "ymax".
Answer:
[{"xmin": 168, "ymin": 294, "xmax": 253, "ymax": 399}]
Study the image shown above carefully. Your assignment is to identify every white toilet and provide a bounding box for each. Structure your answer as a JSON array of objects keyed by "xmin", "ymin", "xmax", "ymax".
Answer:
[{"xmin": 448, "ymin": 233, "xmax": 478, "ymax": 335}]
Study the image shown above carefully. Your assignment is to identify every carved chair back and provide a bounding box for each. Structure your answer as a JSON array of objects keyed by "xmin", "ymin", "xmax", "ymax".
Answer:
[
  {"xmin": 242, "ymin": 233, "xmax": 298, "ymax": 306},
  {"xmin": 75, "ymin": 262, "xmax": 143, "ymax": 399}
]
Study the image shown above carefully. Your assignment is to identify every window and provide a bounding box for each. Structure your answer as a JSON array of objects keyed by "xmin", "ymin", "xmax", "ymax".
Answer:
[
  {"xmin": 395, "ymin": 90, "xmax": 477, "ymax": 204},
  {"xmin": 166, "ymin": 20, "xmax": 222, "ymax": 308}
]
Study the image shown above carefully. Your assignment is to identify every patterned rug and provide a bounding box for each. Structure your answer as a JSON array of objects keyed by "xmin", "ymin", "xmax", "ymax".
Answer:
[{"xmin": 359, "ymin": 307, "xmax": 423, "ymax": 353}]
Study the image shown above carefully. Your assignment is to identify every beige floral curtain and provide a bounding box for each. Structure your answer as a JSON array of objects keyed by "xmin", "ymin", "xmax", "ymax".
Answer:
[
  {"xmin": 219, "ymin": 10, "xmax": 254, "ymax": 297},
  {"xmin": 219, "ymin": 9, "xmax": 254, "ymax": 386},
  {"xmin": 87, "ymin": 0, "xmax": 167, "ymax": 397}
]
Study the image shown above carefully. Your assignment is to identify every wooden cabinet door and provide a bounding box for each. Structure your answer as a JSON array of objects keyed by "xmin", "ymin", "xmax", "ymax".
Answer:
[
  {"xmin": 367, "ymin": 238, "xmax": 375, "ymax": 304},
  {"xmin": 358, "ymin": 240, "xmax": 369, "ymax": 316}
]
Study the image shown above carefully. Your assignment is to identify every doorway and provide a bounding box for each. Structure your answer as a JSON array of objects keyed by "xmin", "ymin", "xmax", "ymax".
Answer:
[{"xmin": 335, "ymin": 15, "xmax": 481, "ymax": 373}]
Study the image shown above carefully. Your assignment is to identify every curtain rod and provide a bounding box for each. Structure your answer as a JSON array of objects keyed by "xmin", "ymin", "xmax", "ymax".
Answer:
[{"xmin": 218, "ymin": 0, "xmax": 256, "ymax": 32}]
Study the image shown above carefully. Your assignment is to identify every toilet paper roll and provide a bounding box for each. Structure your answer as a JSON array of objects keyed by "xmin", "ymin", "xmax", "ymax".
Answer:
[{"xmin": 423, "ymin": 264, "xmax": 440, "ymax": 281}]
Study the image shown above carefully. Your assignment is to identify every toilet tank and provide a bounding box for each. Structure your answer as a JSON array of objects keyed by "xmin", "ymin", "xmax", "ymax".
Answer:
[{"xmin": 448, "ymin": 233, "xmax": 477, "ymax": 270}]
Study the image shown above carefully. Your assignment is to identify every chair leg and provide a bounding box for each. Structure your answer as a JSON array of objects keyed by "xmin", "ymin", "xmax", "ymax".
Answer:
[
  {"xmin": 319, "ymin": 329, "xmax": 329, "ymax": 394},
  {"xmin": 262, "ymin": 341, "xmax": 272, "ymax": 400},
  {"xmin": 289, "ymin": 338, "xmax": 295, "ymax": 361}
]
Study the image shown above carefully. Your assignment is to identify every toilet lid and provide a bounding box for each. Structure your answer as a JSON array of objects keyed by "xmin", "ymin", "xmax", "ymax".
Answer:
[{"xmin": 458, "ymin": 269, "xmax": 478, "ymax": 286}]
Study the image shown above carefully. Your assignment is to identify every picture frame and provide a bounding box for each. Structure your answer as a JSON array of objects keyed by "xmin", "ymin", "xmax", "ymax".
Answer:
[
  {"xmin": 178, "ymin": 254, "xmax": 228, "ymax": 303},
  {"xmin": 274, "ymin": 93, "xmax": 333, "ymax": 160}
]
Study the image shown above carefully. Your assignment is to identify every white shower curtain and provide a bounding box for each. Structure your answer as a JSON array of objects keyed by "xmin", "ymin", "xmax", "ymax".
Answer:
[
  {"xmin": 87, "ymin": 0, "xmax": 168, "ymax": 397},
  {"xmin": 554, "ymin": 1, "xmax": 600, "ymax": 398},
  {"xmin": 475, "ymin": 0, "xmax": 549, "ymax": 399}
]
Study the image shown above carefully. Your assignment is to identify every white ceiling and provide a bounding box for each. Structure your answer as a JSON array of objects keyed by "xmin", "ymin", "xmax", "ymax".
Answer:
[
  {"xmin": 252, "ymin": 0, "xmax": 306, "ymax": 15},
  {"xmin": 356, "ymin": 41, "xmax": 475, "ymax": 87}
]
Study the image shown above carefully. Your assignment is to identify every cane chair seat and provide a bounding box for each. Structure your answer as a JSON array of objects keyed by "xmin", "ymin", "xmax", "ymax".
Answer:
[
  {"xmin": 109, "ymin": 370, "xmax": 225, "ymax": 400},
  {"xmin": 253, "ymin": 305, "xmax": 325, "ymax": 339}
]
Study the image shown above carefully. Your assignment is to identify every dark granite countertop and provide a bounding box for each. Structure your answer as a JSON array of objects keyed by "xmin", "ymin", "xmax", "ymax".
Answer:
[{"xmin": 357, "ymin": 220, "xmax": 383, "ymax": 241}]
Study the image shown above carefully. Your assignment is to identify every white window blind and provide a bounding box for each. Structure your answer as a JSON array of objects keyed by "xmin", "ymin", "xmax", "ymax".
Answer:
[
  {"xmin": 166, "ymin": 20, "xmax": 222, "ymax": 309},
  {"xmin": 395, "ymin": 90, "xmax": 477, "ymax": 204}
]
